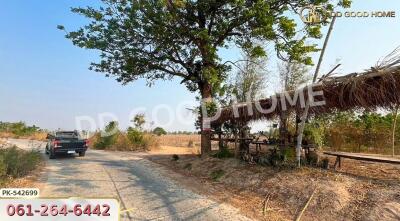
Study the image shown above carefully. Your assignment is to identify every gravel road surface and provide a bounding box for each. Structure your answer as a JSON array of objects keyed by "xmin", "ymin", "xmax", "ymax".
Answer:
[{"xmin": 4, "ymin": 139, "xmax": 252, "ymax": 221}]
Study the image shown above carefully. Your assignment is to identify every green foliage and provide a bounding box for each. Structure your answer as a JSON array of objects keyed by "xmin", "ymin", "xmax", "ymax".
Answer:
[
  {"xmin": 212, "ymin": 148, "xmax": 234, "ymax": 159},
  {"xmin": 92, "ymin": 115, "xmax": 158, "ymax": 151},
  {"xmin": 0, "ymin": 146, "xmax": 42, "ymax": 180},
  {"xmin": 132, "ymin": 114, "xmax": 146, "ymax": 130},
  {"xmin": 60, "ymin": 0, "xmax": 350, "ymax": 98},
  {"xmin": 267, "ymin": 149, "xmax": 284, "ymax": 167},
  {"xmin": 309, "ymin": 111, "xmax": 400, "ymax": 154},
  {"xmin": 153, "ymin": 127, "xmax": 167, "ymax": 136},
  {"xmin": 0, "ymin": 121, "xmax": 41, "ymax": 137},
  {"xmin": 126, "ymin": 127, "xmax": 144, "ymax": 145},
  {"xmin": 93, "ymin": 121, "xmax": 119, "ymax": 149},
  {"xmin": 210, "ymin": 169, "xmax": 225, "ymax": 181}
]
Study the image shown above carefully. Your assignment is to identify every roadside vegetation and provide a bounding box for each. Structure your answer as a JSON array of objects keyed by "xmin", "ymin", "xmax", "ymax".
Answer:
[
  {"xmin": 0, "ymin": 121, "xmax": 47, "ymax": 141},
  {"xmin": 292, "ymin": 111, "xmax": 400, "ymax": 155},
  {"xmin": 0, "ymin": 145, "xmax": 42, "ymax": 186},
  {"xmin": 90, "ymin": 114, "xmax": 159, "ymax": 151}
]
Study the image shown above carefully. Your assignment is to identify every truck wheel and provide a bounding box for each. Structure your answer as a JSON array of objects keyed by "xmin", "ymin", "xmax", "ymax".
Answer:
[
  {"xmin": 79, "ymin": 152, "xmax": 86, "ymax": 157},
  {"xmin": 49, "ymin": 150, "xmax": 56, "ymax": 159}
]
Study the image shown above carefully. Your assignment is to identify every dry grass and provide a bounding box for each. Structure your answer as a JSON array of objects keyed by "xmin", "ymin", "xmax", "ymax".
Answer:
[
  {"xmin": 156, "ymin": 134, "xmax": 201, "ymax": 148},
  {"xmin": 0, "ymin": 132, "xmax": 48, "ymax": 141},
  {"xmin": 148, "ymin": 153, "xmax": 400, "ymax": 221}
]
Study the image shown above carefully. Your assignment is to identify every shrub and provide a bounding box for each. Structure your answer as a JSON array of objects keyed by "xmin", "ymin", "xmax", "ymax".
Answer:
[
  {"xmin": 127, "ymin": 127, "xmax": 144, "ymax": 145},
  {"xmin": 0, "ymin": 146, "xmax": 42, "ymax": 179},
  {"xmin": 172, "ymin": 154, "xmax": 179, "ymax": 161},
  {"xmin": 153, "ymin": 127, "xmax": 167, "ymax": 136},
  {"xmin": 281, "ymin": 147, "xmax": 296, "ymax": 161},
  {"xmin": 306, "ymin": 151, "xmax": 319, "ymax": 166},
  {"xmin": 112, "ymin": 133, "xmax": 132, "ymax": 151},
  {"xmin": 93, "ymin": 121, "xmax": 119, "ymax": 150},
  {"xmin": 268, "ymin": 150, "xmax": 282, "ymax": 167},
  {"xmin": 212, "ymin": 148, "xmax": 234, "ymax": 159},
  {"xmin": 91, "ymin": 120, "xmax": 159, "ymax": 151},
  {"xmin": 320, "ymin": 157, "xmax": 330, "ymax": 169},
  {"xmin": 210, "ymin": 169, "xmax": 225, "ymax": 181}
]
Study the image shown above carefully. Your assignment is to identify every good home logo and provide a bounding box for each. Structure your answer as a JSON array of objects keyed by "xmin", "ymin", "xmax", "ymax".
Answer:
[{"xmin": 301, "ymin": 4, "xmax": 396, "ymax": 24}]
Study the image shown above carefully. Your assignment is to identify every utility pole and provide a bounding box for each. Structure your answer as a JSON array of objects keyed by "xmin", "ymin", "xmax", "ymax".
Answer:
[{"xmin": 296, "ymin": 16, "xmax": 337, "ymax": 167}]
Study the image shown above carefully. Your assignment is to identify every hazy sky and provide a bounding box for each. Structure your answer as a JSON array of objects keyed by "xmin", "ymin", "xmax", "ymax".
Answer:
[{"xmin": 0, "ymin": 0, "xmax": 399, "ymax": 132}]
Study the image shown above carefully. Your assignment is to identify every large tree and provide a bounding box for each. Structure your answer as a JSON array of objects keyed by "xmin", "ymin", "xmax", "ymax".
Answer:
[{"xmin": 59, "ymin": 0, "xmax": 349, "ymax": 154}]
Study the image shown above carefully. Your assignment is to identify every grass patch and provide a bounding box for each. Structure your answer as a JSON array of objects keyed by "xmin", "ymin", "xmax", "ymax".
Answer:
[
  {"xmin": 0, "ymin": 146, "xmax": 42, "ymax": 186},
  {"xmin": 210, "ymin": 169, "xmax": 225, "ymax": 181}
]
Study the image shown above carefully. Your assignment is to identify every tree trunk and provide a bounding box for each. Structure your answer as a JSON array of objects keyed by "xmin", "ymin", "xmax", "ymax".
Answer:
[
  {"xmin": 279, "ymin": 111, "xmax": 288, "ymax": 152},
  {"xmin": 239, "ymin": 125, "xmax": 249, "ymax": 154},
  {"xmin": 200, "ymin": 81, "xmax": 212, "ymax": 155}
]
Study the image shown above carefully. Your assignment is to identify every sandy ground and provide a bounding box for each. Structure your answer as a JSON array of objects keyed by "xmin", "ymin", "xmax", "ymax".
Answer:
[
  {"xmin": 4, "ymin": 138, "xmax": 400, "ymax": 221},
  {"xmin": 147, "ymin": 151, "xmax": 400, "ymax": 221},
  {"xmin": 5, "ymin": 139, "xmax": 252, "ymax": 221}
]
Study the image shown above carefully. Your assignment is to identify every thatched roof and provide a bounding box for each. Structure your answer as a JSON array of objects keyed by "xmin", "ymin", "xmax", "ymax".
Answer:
[{"xmin": 211, "ymin": 49, "xmax": 400, "ymax": 127}]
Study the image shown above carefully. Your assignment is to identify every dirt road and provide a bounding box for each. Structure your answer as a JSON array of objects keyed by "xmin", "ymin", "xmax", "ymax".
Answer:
[{"xmin": 6, "ymin": 139, "xmax": 252, "ymax": 221}]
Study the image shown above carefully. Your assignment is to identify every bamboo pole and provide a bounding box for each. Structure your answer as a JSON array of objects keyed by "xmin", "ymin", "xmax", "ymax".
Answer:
[
  {"xmin": 295, "ymin": 188, "xmax": 318, "ymax": 221},
  {"xmin": 392, "ymin": 105, "xmax": 399, "ymax": 157},
  {"xmin": 296, "ymin": 16, "xmax": 337, "ymax": 167}
]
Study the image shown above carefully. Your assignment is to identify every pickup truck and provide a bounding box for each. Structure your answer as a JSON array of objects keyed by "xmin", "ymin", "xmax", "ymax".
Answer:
[{"xmin": 45, "ymin": 131, "xmax": 88, "ymax": 159}]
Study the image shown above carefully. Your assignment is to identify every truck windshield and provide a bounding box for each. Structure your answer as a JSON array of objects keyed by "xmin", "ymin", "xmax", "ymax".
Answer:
[{"xmin": 56, "ymin": 132, "xmax": 78, "ymax": 139}]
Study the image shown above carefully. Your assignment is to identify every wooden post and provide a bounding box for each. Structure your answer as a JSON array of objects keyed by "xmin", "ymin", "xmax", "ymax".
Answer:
[{"xmin": 392, "ymin": 105, "xmax": 399, "ymax": 157}]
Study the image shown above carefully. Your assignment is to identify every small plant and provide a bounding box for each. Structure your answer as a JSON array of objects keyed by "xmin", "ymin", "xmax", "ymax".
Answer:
[
  {"xmin": 212, "ymin": 148, "xmax": 234, "ymax": 159},
  {"xmin": 306, "ymin": 151, "xmax": 319, "ymax": 166},
  {"xmin": 267, "ymin": 149, "xmax": 282, "ymax": 167},
  {"xmin": 320, "ymin": 157, "xmax": 330, "ymax": 169},
  {"xmin": 172, "ymin": 154, "xmax": 179, "ymax": 161},
  {"xmin": 183, "ymin": 163, "xmax": 192, "ymax": 170},
  {"xmin": 210, "ymin": 169, "xmax": 225, "ymax": 181}
]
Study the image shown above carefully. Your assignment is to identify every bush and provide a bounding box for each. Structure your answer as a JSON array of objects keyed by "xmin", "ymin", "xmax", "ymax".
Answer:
[
  {"xmin": 0, "ymin": 146, "xmax": 42, "ymax": 180},
  {"xmin": 172, "ymin": 154, "xmax": 179, "ymax": 161},
  {"xmin": 153, "ymin": 127, "xmax": 167, "ymax": 136},
  {"xmin": 320, "ymin": 157, "xmax": 330, "ymax": 169},
  {"xmin": 112, "ymin": 133, "xmax": 132, "ymax": 151},
  {"xmin": 305, "ymin": 151, "xmax": 319, "ymax": 166},
  {"xmin": 212, "ymin": 148, "xmax": 234, "ymax": 159},
  {"xmin": 91, "ymin": 120, "xmax": 159, "ymax": 151},
  {"xmin": 127, "ymin": 127, "xmax": 144, "ymax": 145}
]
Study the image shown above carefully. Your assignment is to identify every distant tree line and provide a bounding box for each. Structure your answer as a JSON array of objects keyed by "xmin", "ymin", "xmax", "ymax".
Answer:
[{"xmin": 0, "ymin": 122, "xmax": 42, "ymax": 136}]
